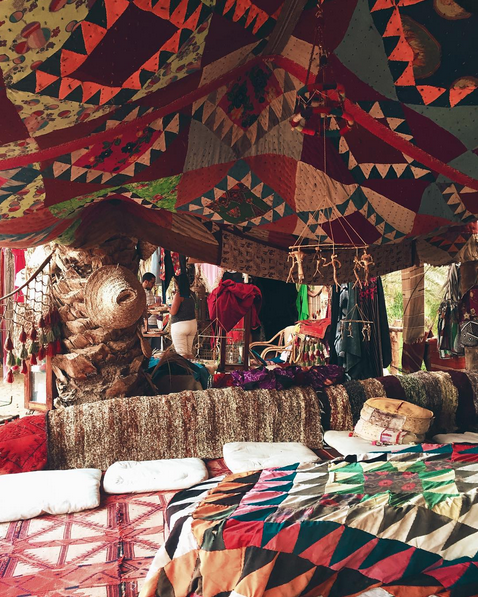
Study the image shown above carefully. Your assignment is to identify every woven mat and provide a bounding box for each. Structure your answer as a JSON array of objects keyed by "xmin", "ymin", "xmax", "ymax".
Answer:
[{"xmin": 47, "ymin": 386, "xmax": 322, "ymax": 470}]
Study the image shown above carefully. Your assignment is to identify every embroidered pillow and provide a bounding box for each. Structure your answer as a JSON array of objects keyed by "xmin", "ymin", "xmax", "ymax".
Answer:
[{"xmin": 0, "ymin": 414, "xmax": 47, "ymax": 475}]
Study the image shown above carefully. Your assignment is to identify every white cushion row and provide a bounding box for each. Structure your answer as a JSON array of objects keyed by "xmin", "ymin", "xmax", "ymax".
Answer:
[
  {"xmin": 0, "ymin": 468, "xmax": 102, "ymax": 523},
  {"xmin": 324, "ymin": 430, "xmax": 421, "ymax": 456},
  {"xmin": 223, "ymin": 441, "xmax": 318, "ymax": 473},
  {"xmin": 103, "ymin": 458, "xmax": 208, "ymax": 494}
]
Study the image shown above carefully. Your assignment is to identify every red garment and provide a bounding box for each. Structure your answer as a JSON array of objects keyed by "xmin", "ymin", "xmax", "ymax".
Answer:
[
  {"xmin": 208, "ymin": 280, "xmax": 262, "ymax": 332},
  {"xmin": 299, "ymin": 318, "xmax": 331, "ymax": 340}
]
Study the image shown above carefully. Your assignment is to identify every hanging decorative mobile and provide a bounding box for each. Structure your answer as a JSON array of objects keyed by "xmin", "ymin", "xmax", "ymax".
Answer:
[
  {"xmin": 285, "ymin": 2, "xmax": 378, "ymax": 291},
  {"xmin": 341, "ymin": 302, "xmax": 373, "ymax": 341},
  {"xmin": 289, "ymin": 1, "xmax": 354, "ymax": 139},
  {"xmin": 290, "ymin": 82, "xmax": 354, "ymax": 137}
]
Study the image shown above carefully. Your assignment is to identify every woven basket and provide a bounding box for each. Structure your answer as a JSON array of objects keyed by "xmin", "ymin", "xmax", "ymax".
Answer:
[
  {"xmin": 85, "ymin": 265, "xmax": 146, "ymax": 330},
  {"xmin": 360, "ymin": 397, "xmax": 433, "ymax": 435},
  {"xmin": 354, "ymin": 419, "xmax": 424, "ymax": 445}
]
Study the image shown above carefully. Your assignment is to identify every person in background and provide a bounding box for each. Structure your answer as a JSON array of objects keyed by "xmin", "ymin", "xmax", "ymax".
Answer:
[
  {"xmin": 142, "ymin": 272, "xmax": 157, "ymax": 330},
  {"xmin": 170, "ymin": 273, "xmax": 197, "ymax": 359}
]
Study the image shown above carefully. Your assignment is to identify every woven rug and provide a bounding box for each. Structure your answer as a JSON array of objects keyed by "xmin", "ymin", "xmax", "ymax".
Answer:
[
  {"xmin": 0, "ymin": 459, "xmax": 229, "ymax": 597},
  {"xmin": 47, "ymin": 387, "xmax": 322, "ymax": 470}
]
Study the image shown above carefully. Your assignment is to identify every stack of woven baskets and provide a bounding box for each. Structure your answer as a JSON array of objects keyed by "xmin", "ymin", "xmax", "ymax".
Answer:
[{"xmin": 354, "ymin": 397, "xmax": 433, "ymax": 445}]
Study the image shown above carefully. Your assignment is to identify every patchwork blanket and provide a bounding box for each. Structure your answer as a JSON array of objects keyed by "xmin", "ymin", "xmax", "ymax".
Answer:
[{"xmin": 140, "ymin": 445, "xmax": 478, "ymax": 597}]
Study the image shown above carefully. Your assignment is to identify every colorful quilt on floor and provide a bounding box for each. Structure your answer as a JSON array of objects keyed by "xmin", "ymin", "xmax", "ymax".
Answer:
[
  {"xmin": 0, "ymin": 1, "xmax": 476, "ymax": 280},
  {"xmin": 140, "ymin": 444, "xmax": 478, "ymax": 597}
]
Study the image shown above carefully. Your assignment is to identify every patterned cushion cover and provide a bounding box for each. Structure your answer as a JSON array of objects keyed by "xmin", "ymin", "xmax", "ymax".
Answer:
[{"xmin": 0, "ymin": 414, "xmax": 47, "ymax": 475}]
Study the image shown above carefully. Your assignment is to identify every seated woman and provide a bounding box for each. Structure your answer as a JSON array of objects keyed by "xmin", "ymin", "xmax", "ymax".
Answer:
[{"xmin": 169, "ymin": 274, "xmax": 197, "ymax": 359}]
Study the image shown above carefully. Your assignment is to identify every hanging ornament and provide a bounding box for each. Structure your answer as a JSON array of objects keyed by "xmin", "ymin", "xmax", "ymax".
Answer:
[
  {"xmin": 323, "ymin": 253, "xmax": 341, "ymax": 290},
  {"xmin": 362, "ymin": 322, "xmax": 372, "ymax": 342},
  {"xmin": 353, "ymin": 254, "xmax": 363, "ymax": 289},
  {"xmin": 4, "ymin": 332, "xmax": 16, "ymax": 384},
  {"xmin": 290, "ymin": 83, "xmax": 354, "ymax": 137},
  {"xmin": 287, "ymin": 248, "xmax": 306, "ymax": 284},
  {"xmin": 359, "ymin": 249, "xmax": 374, "ymax": 287},
  {"xmin": 314, "ymin": 247, "xmax": 327, "ymax": 277}
]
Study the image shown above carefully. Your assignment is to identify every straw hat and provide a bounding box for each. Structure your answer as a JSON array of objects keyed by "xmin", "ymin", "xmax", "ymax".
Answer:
[{"xmin": 85, "ymin": 265, "xmax": 146, "ymax": 330}]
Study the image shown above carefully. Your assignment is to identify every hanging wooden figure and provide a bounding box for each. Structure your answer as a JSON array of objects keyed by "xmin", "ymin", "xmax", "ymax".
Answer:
[{"xmin": 287, "ymin": 248, "xmax": 306, "ymax": 284}]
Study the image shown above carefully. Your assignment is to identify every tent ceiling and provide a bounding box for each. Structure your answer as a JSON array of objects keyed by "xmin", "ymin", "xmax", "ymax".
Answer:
[{"xmin": 0, "ymin": 0, "xmax": 477, "ymax": 281}]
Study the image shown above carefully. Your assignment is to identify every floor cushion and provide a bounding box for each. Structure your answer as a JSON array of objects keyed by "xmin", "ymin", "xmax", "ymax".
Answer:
[
  {"xmin": 223, "ymin": 442, "xmax": 318, "ymax": 473},
  {"xmin": 324, "ymin": 430, "xmax": 421, "ymax": 456},
  {"xmin": 433, "ymin": 432, "xmax": 478, "ymax": 444},
  {"xmin": 103, "ymin": 458, "xmax": 208, "ymax": 494},
  {"xmin": 0, "ymin": 414, "xmax": 47, "ymax": 475},
  {"xmin": 0, "ymin": 468, "xmax": 102, "ymax": 523}
]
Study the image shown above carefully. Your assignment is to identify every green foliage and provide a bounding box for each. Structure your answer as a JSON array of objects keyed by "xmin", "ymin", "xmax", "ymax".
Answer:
[{"xmin": 382, "ymin": 266, "xmax": 447, "ymax": 334}]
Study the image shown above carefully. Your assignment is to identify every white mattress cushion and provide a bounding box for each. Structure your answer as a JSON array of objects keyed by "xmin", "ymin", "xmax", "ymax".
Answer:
[
  {"xmin": 433, "ymin": 432, "xmax": 478, "ymax": 444},
  {"xmin": 0, "ymin": 468, "xmax": 102, "ymax": 523},
  {"xmin": 324, "ymin": 430, "xmax": 420, "ymax": 456},
  {"xmin": 223, "ymin": 442, "xmax": 318, "ymax": 473},
  {"xmin": 103, "ymin": 458, "xmax": 208, "ymax": 494}
]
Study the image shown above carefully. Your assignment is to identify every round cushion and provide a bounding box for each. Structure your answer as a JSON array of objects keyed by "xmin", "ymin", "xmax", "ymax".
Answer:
[{"xmin": 361, "ymin": 397, "xmax": 433, "ymax": 435}]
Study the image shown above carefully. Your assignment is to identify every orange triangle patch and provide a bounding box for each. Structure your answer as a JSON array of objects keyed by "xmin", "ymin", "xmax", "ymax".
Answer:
[
  {"xmin": 99, "ymin": 85, "xmax": 121, "ymax": 105},
  {"xmin": 170, "ymin": 0, "xmax": 189, "ymax": 27},
  {"xmin": 58, "ymin": 77, "xmax": 82, "ymax": 100},
  {"xmin": 81, "ymin": 81, "xmax": 103, "ymax": 103},
  {"xmin": 183, "ymin": 4, "xmax": 203, "ymax": 31},
  {"xmin": 370, "ymin": 0, "xmax": 395, "ymax": 12},
  {"xmin": 388, "ymin": 36, "xmax": 414, "ymax": 62},
  {"xmin": 122, "ymin": 70, "xmax": 142, "ymax": 90},
  {"xmin": 383, "ymin": 9, "xmax": 403, "ymax": 38},
  {"xmin": 417, "ymin": 85, "xmax": 447, "ymax": 105},
  {"xmin": 395, "ymin": 63, "xmax": 415, "ymax": 86},
  {"xmin": 35, "ymin": 71, "xmax": 58, "ymax": 93},
  {"xmin": 142, "ymin": 51, "xmax": 160, "ymax": 73},
  {"xmin": 60, "ymin": 49, "xmax": 86, "ymax": 77},
  {"xmin": 450, "ymin": 85, "xmax": 477, "ymax": 107},
  {"xmin": 81, "ymin": 21, "xmax": 107, "ymax": 55},
  {"xmin": 161, "ymin": 30, "xmax": 182, "ymax": 54},
  {"xmin": 104, "ymin": 0, "xmax": 129, "ymax": 28}
]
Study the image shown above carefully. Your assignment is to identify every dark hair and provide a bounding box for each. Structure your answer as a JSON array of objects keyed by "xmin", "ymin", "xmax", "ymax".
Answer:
[
  {"xmin": 142, "ymin": 272, "xmax": 156, "ymax": 283},
  {"xmin": 175, "ymin": 274, "xmax": 190, "ymax": 298}
]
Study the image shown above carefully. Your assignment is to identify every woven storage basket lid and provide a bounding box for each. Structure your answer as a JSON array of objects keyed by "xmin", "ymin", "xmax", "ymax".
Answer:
[
  {"xmin": 362, "ymin": 397, "xmax": 433, "ymax": 435},
  {"xmin": 85, "ymin": 265, "xmax": 146, "ymax": 330},
  {"xmin": 365, "ymin": 398, "xmax": 433, "ymax": 420}
]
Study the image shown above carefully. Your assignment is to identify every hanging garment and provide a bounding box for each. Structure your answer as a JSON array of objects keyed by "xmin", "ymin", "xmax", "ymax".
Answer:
[
  {"xmin": 159, "ymin": 249, "xmax": 187, "ymax": 302},
  {"xmin": 207, "ymin": 279, "xmax": 262, "ymax": 332},
  {"xmin": 437, "ymin": 264, "xmax": 462, "ymax": 357},
  {"xmin": 328, "ymin": 277, "xmax": 391, "ymax": 379},
  {"xmin": 253, "ymin": 277, "xmax": 298, "ymax": 340},
  {"xmin": 296, "ymin": 284, "xmax": 309, "ymax": 321}
]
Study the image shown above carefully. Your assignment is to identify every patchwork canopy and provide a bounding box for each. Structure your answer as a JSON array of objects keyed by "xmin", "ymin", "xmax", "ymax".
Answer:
[{"xmin": 0, "ymin": 0, "xmax": 477, "ymax": 282}]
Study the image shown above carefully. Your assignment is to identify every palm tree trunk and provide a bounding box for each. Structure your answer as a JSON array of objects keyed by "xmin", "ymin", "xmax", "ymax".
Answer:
[{"xmin": 49, "ymin": 236, "xmax": 150, "ymax": 406}]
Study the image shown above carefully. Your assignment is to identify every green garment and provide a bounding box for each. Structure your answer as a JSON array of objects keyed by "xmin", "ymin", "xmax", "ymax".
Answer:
[{"xmin": 296, "ymin": 285, "xmax": 309, "ymax": 321}]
